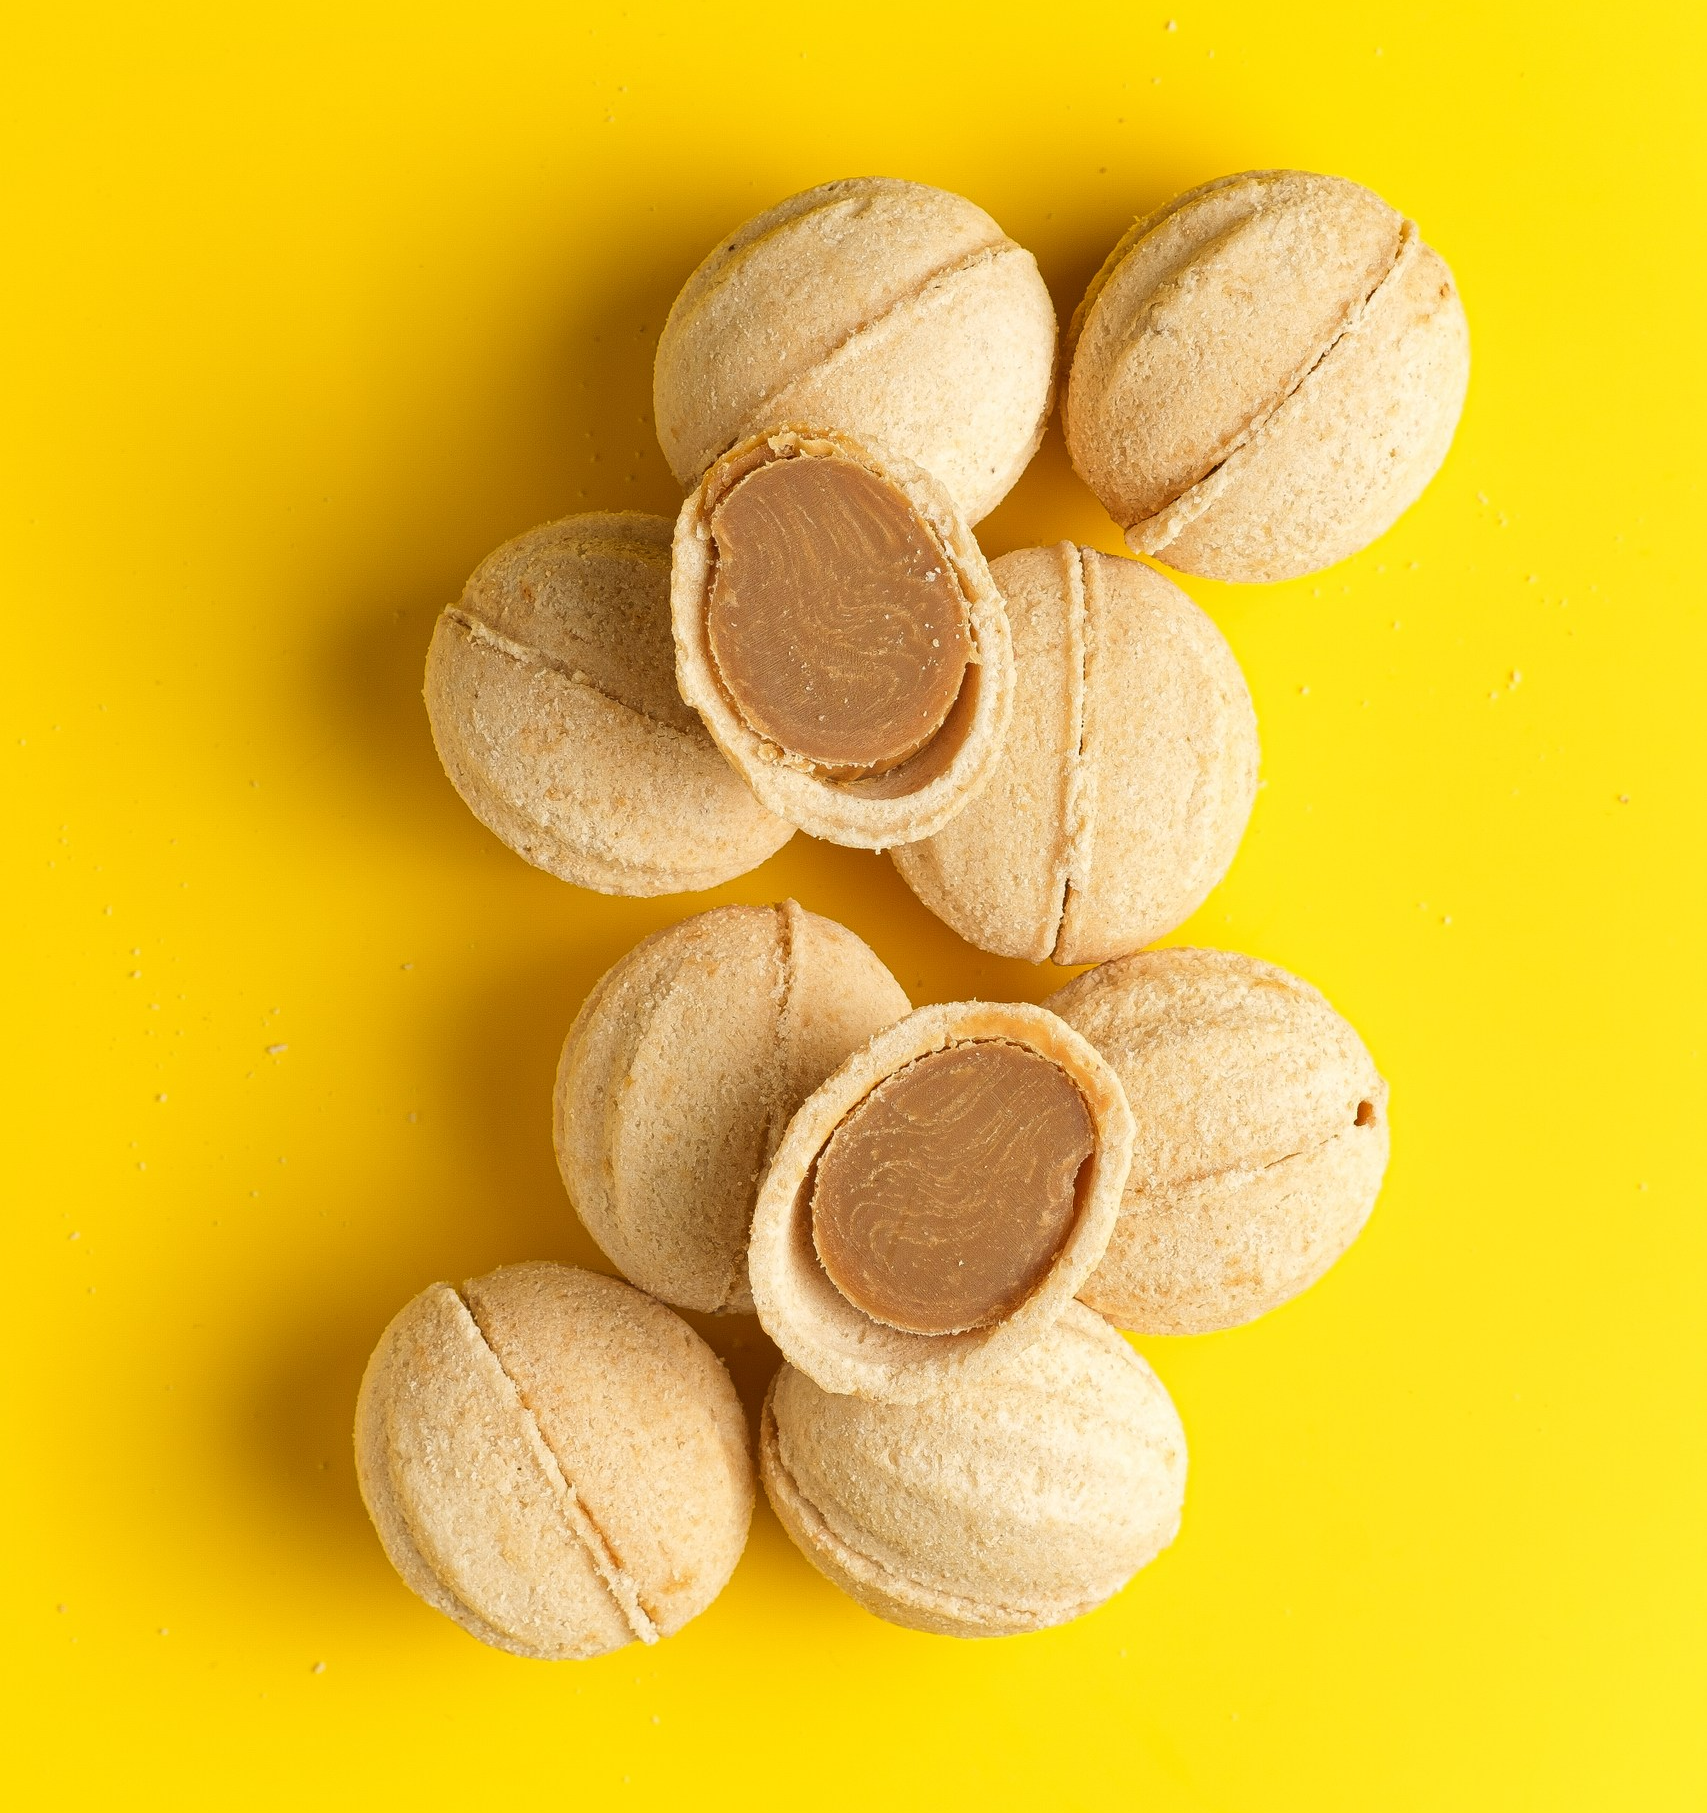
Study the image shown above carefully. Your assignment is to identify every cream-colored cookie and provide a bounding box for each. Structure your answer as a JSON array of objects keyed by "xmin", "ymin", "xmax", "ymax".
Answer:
[
  {"xmin": 654, "ymin": 177, "xmax": 1056, "ymax": 524},
  {"xmin": 554, "ymin": 902, "xmax": 911, "ymax": 1316},
  {"xmin": 1065, "ymin": 170, "xmax": 1470, "ymax": 583},
  {"xmin": 672, "ymin": 430, "xmax": 1014, "ymax": 850},
  {"xmin": 891, "ymin": 544, "xmax": 1258, "ymax": 963},
  {"xmin": 355, "ymin": 1262, "xmax": 753, "ymax": 1659},
  {"xmin": 1049, "ymin": 947, "xmax": 1389, "ymax": 1334},
  {"xmin": 748, "ymin": 999, "xmax": 1132, "ymax": 1402},
  {"xmin": 760, "ymin": 1301, "xmax": 1185, "ymax": 1636},
  {"xmin": 425, "ymin": 511, "xmax": 793, "ymax": 895}
]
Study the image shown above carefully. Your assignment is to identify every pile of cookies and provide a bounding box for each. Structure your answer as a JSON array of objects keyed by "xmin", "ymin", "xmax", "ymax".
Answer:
[{"xmin": 357, "ymin": 172, "xmax": 1466, "ymax": 1656}]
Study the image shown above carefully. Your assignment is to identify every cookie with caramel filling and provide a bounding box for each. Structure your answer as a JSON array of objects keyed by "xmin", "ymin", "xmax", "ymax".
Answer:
[
  {"xmin": 673, "ymin": 430, "xmax": 1014, "ymax": 849},
  {"xmin": 810, "ymin": 1042, "xmax": 1093, "ymax": 1335},
  {"xmin": 748, "ymin": 999, "xmax": 1132, "ymax": 1403}
]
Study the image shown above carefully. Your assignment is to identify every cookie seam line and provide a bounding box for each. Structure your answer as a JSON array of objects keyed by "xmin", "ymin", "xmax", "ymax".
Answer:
[
  {"xmin": 764, "ymin": 899, "xmax": 800, "ymax": 1176},
  {"xmin": 762, "ymin": 1398, "xmax": 1106, "ymax": 1632},
  {"xmin": 1050, "ymin": 545, "xmax": 1095, "ymax": 962},
  {"xmin": 1129, "ymin": 221, "xmax": 1422, "ymax": 552},
  {"xmin": 707, "ymin": 904, "xmax": 794, "ymax": 1316},
  {"xmin": 664, "ymin": 186, "xmax": 998, "ymax": 352},
  {"xmin": 513, "ymin": 527, "xmax": 672, "ymax": 566},
  {"xmin": 446, "ymin": 606, "xmax": 701, "ymax": 746},
  {"xmin": 456, "ymin": 1287, "xmax": 660, "ymax": 1645},
  {"xmin": 726, "ymin": 239, "xmax": 1025, "ymax": 466},
  {"xmin": 1129, "ymin": 1106, "xmax": 1385, "ymax": 1200},
  {"xmin": 1066, "ymin": 169, "xmax": 1290, "ymax": 364}
]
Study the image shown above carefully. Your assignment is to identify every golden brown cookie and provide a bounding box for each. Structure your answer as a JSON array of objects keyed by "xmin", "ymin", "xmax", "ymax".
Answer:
[
  {"xmin": 1049, "ymin": 947, "xmax": 1389, "ymax": 1334},
  {"xmin": 1065, "ymin": 170, "xmax": 1470, "ymax": 583},
  {"xmin": 554, "ymin": 902, "xmax": 910, "ymax": 1315},
  {"xmin": 672, "ymin": 430, "xmax": 1014, "ymax": 849},
  {"xmin": 748, "ymin": 999, "xmax": 1132, "ymax": 1402},
  {"xmin": 654, "ymin": 177, "xmax": 1056, "ymax": 524},
  {"xmin": 425, "ymin": 511, "xmax": 792, "ymax": 895},
  {"xmin": 760, "ymin": 1301, "xmax": 1185, "ymax": 1636},
  {"xmin": 891, "ymin": 543, "xmax": 1258, "ymax": 962},
  {"xmin": 355, "ymin": 1263, "xmax": 753, "ymax": 1658}
]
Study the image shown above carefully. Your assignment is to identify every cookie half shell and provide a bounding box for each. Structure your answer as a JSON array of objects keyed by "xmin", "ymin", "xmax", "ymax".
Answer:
[
  {"xmin": 672, "ymin": 430, "xmax": 1014, "ymax": 849},
  {"xmin": 748, "ymin": 1000, "xmax": 1133, "ymax": 1402}
]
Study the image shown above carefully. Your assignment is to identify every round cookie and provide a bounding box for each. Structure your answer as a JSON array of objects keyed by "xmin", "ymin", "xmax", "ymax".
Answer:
[
  {"xmin": 672, "ymin": 430, "xmax": 1014, "ymax": 850},
  {"xmin": 554, "ymin": 901, "xmax": 911, "ymax": 1316},
  {"xmin": 1049, "ymin": 947, "xmax": 1389, "ymax": 1334},
  {"xmin": 355, "ymin": 1262, "xmax": 753, "ymax": 1659},
  {"xmin": 891, "ymin": 543, "xmax": 1258, "ymax": 963},
  {"xmin": 761, "ymin": 1301, "xmax": 1186, "ymax": 1637},
  {"xmin": 748, "ymin": 999, "xmax": 1133, "ymax": 1403},
  {"xmin": 1065, "ymin": 170, "xmax": 1470, "ymax": 583},
  {"xmin": 653, "ymin": 176, "xmax": 1056, "ymax": 524},
  {"xmin": 425, "ymin": 511, "xmax": 793, "ymax": 896}
]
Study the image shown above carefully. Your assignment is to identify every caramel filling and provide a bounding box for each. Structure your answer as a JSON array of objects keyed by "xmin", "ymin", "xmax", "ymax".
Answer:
[
  {"xmin": 706, "ymin": 454, "xmax": 973, "ymax": 775},
  {"xmin": 810, "ymin": 1041, "xmax": 1095, "ymax": 1335}
]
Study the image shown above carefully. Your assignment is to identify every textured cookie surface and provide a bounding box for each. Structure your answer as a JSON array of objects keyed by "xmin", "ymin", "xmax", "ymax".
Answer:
[
  {"xmin": 1065, "ymin": 170, "xmax": 1469, "ymax": 582},
  {"xmin": 1049, "ymin": 947, "xmax": 1389, "ymax": 1333},
  {"xmin": 555, "ymin": 902, "xmax": 910, "ymax": 1314},
  {"xmin": 761, "ymin": 1301, "xmax": 1186, "ymax": 1636},
  {"xmin": 892, "ymin": 544, "xmax": 1258, "ymax": 963},
  {"xmin": 748, "ymin": 999, "xmax": 1132, "ymax": 1402},
  {"xmin": 654, "ymin": 177, "xmax": 1056, "ymax": 524},
  {"xmin": 425, "ymin": 511, "xmax": 792, "ymax": 895},
  {"xmin": 354, "ymin": 1263, "xmax": 753, "ymax": 1658}
]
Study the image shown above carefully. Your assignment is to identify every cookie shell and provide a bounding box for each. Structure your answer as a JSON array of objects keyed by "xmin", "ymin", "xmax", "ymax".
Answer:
[
  {"xmin": 1065, "ymin": 170, "xmax": 1470, "ymax": 583},
  {"xmin": 653, "ymin": 176, "xmax": 1056, "ymax": 524},
  {"xmin": 425, "ymin": 511, "xmax": 793, "ymax": 896},
  {"xmin": 672, "ymin": 430, "xmax": 1015, "ymax": 850},
  {"xmin": 1048, "ymin": 948, "xmax": 1389, "ymax": 1334},
  {"xmin": 354, "ymin": 1263, "xmax": 753, "ymax": 1659},
  {"xmin": 760, "ymin": 1301, "xmax": 1186, "ymax": 1636},
  {"xmin": 748, "ymin": 1000, "xmax": 1133, "ymax": 1402},
  {"xmin": 554, "ymin": 902, "xmax": 911, "ymax": 1315},
  {"xmin": 891, "ymin": 544, "xmax": 1258, "ymax": 963}
]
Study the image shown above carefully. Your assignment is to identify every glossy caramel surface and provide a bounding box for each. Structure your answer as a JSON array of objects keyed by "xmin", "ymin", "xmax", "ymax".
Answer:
[
  {"xmin": 706, "ymin": 454, "xmax": 972, "ymax": 773},
  {"xmin": 810, "ymin": 1040, "xmax": 1094, "ymax": 1333}
]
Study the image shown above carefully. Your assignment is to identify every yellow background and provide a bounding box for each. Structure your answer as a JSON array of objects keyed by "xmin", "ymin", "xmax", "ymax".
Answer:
[{"xmin": 5, "ymin": 2, "xmax": 1704, "ymax": 1806}]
